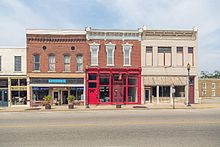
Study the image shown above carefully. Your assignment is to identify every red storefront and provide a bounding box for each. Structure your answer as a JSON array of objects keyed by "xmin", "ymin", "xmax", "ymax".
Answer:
[{"xmin": 86, "ymin": 68, "xmax": 141, "ymax": 105}]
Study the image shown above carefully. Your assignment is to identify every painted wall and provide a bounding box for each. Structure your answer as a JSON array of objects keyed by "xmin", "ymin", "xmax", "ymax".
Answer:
[{"xmin": 0, "ymin": 48, "xmax": 26, "ymax": 75}]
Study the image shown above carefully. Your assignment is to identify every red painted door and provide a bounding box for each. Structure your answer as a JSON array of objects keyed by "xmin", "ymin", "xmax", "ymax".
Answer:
[{"xmin": 88, "ymin": 89, "xmax": 98, "ymax": 104}]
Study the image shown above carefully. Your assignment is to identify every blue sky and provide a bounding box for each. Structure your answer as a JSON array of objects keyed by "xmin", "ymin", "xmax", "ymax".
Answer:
[{"xmin": 0, "ymin": 0, "xmax": 220, "ymax": 72}]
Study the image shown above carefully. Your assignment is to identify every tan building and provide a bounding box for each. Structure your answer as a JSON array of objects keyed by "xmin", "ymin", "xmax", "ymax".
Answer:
[
  {"xmin": 199, "ymin": 78, "xmax": 220, "ymax": 98},
  {"xmin": 141, "ymin": 27, "xmax": 199, "ymax": 104}
]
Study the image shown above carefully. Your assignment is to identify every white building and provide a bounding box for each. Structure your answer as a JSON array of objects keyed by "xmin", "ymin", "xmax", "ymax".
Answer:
[
  {"xmin": 0, "ymin": 47, "xmax": 27, "ymax": 107},
  {"xmin": 141, "ymin": 27, "xmax": 199, "ymax": 104}
]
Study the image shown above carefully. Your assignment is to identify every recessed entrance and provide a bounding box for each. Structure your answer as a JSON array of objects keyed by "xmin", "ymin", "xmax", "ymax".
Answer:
[{"xmin": 62, "ymin": 90, "xmax": 68, "ymax": 104}]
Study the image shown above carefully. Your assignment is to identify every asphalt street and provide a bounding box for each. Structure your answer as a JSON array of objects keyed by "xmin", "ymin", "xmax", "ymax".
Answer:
[{"xmin": 0, "ymin": 108, "xmax": 220, "ymax": 147}]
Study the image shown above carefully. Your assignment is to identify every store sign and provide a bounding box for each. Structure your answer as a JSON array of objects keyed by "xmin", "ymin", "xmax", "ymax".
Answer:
[
  {"xmin": 30, "ymin": 78, "xmax": 84, "ymax": 84},
  {"xmin": 48, "ymin": 79, "xmax": 66, "ymax": 84}
]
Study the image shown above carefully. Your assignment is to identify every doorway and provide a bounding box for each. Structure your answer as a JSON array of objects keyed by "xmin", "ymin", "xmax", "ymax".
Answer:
[
  {"xmin": 0, "ymin": 90, "xmax": 8, "ymax": 107},
  {"xmin": 62, "ymin": 91, "xmax": 68, "ymax": 105},
  {"xmin": 113, "ymin": 74, "xmax": 124, "ymax": 104},
  {"xmin": 145, "ymin": 89, "xmax": 150, "ymax": 102}
]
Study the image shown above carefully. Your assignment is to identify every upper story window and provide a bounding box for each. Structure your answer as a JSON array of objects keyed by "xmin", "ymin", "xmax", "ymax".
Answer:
[
  {"xmin": 212, "ymin": 90, "xmax": 216, "ymax": 96},
  {"xmin": 76, "ymin": 54, "xmax": 83, "ymax": 72},
  {"xmin": 145, "ymin": 46, "xmax": 153, "ymax": 66},
  {"xmin": 90, "ymin": 43, "xmax": 100, "ymax": 66},
  {"xmin": 48, "ymin": 54, "xmax": 55, "ymax": 71},
  {"xmin": 0, "ymin": 56, "xmax": 1, "ymax": 71},
  {"xmin": 14, "ymin": 56, "xmax": 21, "ymax": 72},
  {"xmin": 123, "ymin": 43, "xmax": 132, "ymax": 66},
  {"xmin": 64, "ymin": 55, "xmax": 70, "ymax": 72},
  {"xmin": 202, "ymin": 82, "xmax": 206, "ymax": 89},
  {"xmin": 158, "ymin": 47, "xmax": 171, "ymax": 66},
  {"xmin": 106, "ymin": 43, "xmax": 115, "ymax": 66},
  {"xmin": 212, "ymin": 82, "xmax": 216, "ymax": 89},
  {"xmin": 176, "ymin": 47, "xmax": 183, "ymax": 66},
  {"xmin": 188, "ymin": 47, "xmax": 194, "ymax": 66},
  {"xmin": 33, "ymin": 54, "xmax": 40, "ymax": 71}
]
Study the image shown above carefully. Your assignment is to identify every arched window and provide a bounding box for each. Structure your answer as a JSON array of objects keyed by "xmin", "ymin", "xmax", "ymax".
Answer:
[
  {"xmin": 33, "ymin": 54, "xmax": 40, "ymax": 71},
  {"xmin": 76, "ymin": 54, "xmax": 83, "ymax": 72},
  {"xmin": 48, "ymin": 54, "xmax": 55, "ymax": 71}
]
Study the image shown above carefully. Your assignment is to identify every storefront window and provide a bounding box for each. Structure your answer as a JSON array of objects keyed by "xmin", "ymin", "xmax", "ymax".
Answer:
[
  {"xmin": 11, "ymin": 79, "xmax": 19, "ymax": 86},
  {"xmin": 32, "ymin": 87, "xmax": 49, "ymax": 101},
  {"xmin": 174, "ymin": 86, "xmax": 185, "ymax": 97},
  {"xmin": 100, "ymin": 74, "xmax": 109, "ymax": 85},
  {"xmin": 159, "ymin": 86, "xmax": 170, "ymax": 97},
  {"xmin": 128, "ymin": 87, "xmax": 137, "ymax": 102},
  {"xmin": 128, "ymin": 75, "xmax": 138, "ymax": 102},
  {"xmin": 100, "ymin": 86, "xmax": 110, "ymax": 102},
  {"xmin": 70, "ymin": 87, "xmax": 84, "ymax": 101},
  {"xmin": 11, "ymin": 91, "xmax": 27, "ymax": 105},
  {"xmin": 0, "ymin": 79, "xmax": 8, "ymax": 88}
]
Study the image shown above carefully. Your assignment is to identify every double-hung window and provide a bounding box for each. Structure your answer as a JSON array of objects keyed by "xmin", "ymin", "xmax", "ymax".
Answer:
[
  {"xmin": 188, "ymin": 47, "xmax": 194, "ymax": 66},
  {"xmin": 106, "ymin": 43, "xmax": 115, "ymax": 66},
  {"xmin": 145, "ymin": 47, "xmax": 153, "ymax": 66},
  {"xmin": 76, "ymin": 55, "xmax": 83, "ymax": 72},
  {"xmin": 176, "ymin": 47, "xmax": 183, "ymax": 66},
  {"xmin": 123, "ymin": 43, "xmax": 132, "ymax": 66},
  {"xmin": 48, "ymin": 54, "xmax": 55, "ymax": 71},
  {"xmin": 33, "ymin": 54, "xmax": 40, "ymax": 71},
  {"xmin": 14, "ymin": 56, "xmax": 21, "ymax": 72},
  {"xmin": 64, "ymin": 55, "xmax": 70, "ymax": 72},
  {"xmin": 158, "ymin": 47, "xmax": 171, "ymax": 66}
]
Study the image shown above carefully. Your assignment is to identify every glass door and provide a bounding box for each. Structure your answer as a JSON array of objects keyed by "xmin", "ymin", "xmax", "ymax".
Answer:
[
  {"xmin": 62, "ymin": 91, "xmax": 68, "ymax": 104},
  {"xmin": 0, "ymin": 90, "xmax": 8, "ymax": 107}
]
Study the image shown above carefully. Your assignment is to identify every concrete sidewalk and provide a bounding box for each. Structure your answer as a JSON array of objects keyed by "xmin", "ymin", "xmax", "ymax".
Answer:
[{"xmin": 1, "ymin": 103, "xmax": 220, "ymax": 112}]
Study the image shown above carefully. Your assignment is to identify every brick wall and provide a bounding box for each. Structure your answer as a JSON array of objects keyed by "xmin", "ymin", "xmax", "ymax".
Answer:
[
  {"xmin": 26, "ymin": 34, "xmax": 89, "ymax": 73},
  {"xmin": 87, "ymin": 39, "xmax": 141, "ymax": 68},
  {"xmin": 199, "ymin": 79, "xmax": 220, "ymax": 97}
]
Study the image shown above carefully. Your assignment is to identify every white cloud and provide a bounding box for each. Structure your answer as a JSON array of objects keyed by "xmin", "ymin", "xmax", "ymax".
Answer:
[{"xmin": 97, "ymin": 0, "xmax": 220, "ymax": 72}]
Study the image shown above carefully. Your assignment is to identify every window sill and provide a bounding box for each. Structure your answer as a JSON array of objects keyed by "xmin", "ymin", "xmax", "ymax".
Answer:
[
  {"xmin": 32, "ymin": 70, "xmax": 40, "ymax": 72},
  {"xmin": 48, "ymin": 71, "xmax": 56, "ymax": 73},
  {"xmin": 76, "ymin": 71, "xmax": 84, "ymax": 73},
  {"xmin": 63, "ymin": 71, "xmax": 71, "ymax": 73},
  {"xmin": 13, "ymin": 71, "xmax": 22, "ymax": 73},
  {"xmin": 107, "ymin": 64, "xmax": 115, "ymax": 67},
  {"xmin": 123, "ymin": 65, "xmax": 131, "ymax": 67},
  {"xmin": 90, "ymin": 64, "xmax": 99, "ymax": 67}
]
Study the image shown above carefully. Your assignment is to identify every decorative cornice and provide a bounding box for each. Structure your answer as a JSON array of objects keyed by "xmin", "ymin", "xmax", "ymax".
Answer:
[{"xmin": 27, "ymin": 37, "xmax": 86, "ymax": 43}]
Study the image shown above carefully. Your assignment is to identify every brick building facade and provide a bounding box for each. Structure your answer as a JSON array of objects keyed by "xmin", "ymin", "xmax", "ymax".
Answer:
[
  {"xmin": 85, "ymin": 28, "xmax": 142, "ymax": 105},
  {"xmin": 199, "ymin": 78, "xmax": 220, "ymax": 98},
  {"xmin": 26, "ymin": 30, "xmax": 88, "ymax": 106}
]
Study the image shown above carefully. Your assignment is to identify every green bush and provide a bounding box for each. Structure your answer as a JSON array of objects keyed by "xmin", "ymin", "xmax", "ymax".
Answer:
[
  {"xmin": 43, "ymin": 95, "xmax": 52, "ymax": 103},
  {"xmin": 67, "ymin": 95, "xmax": 75, "ymax": 103}
]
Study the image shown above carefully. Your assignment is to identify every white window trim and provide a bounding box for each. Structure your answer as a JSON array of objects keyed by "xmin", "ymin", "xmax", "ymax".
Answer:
[
  {"xmin": 212, "ymin": 83, "xmax": 216, "ymax": 89},
  {"xmin": 212, "ymin": 90, "xmax": 216, "ymax": 96},
  {"xmin": 202, "ymin": 82, "xmax": 206, "ymax": 89},
  {"xmin": 105, "ymin": 42, "xmax": 115, "ymax": 66},
  {"xmin": 123, "ymin": 42, "xmax": 132, "ymax": 66},
  {"xmin": 89, "ymin": 42, "xmax": 100, "ymax": 66}
]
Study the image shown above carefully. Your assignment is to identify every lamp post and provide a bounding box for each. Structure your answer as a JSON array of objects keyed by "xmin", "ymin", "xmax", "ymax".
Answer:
[{"xmin": 187, "ymin": 63, "xmax": 191, "ymax": 107}]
